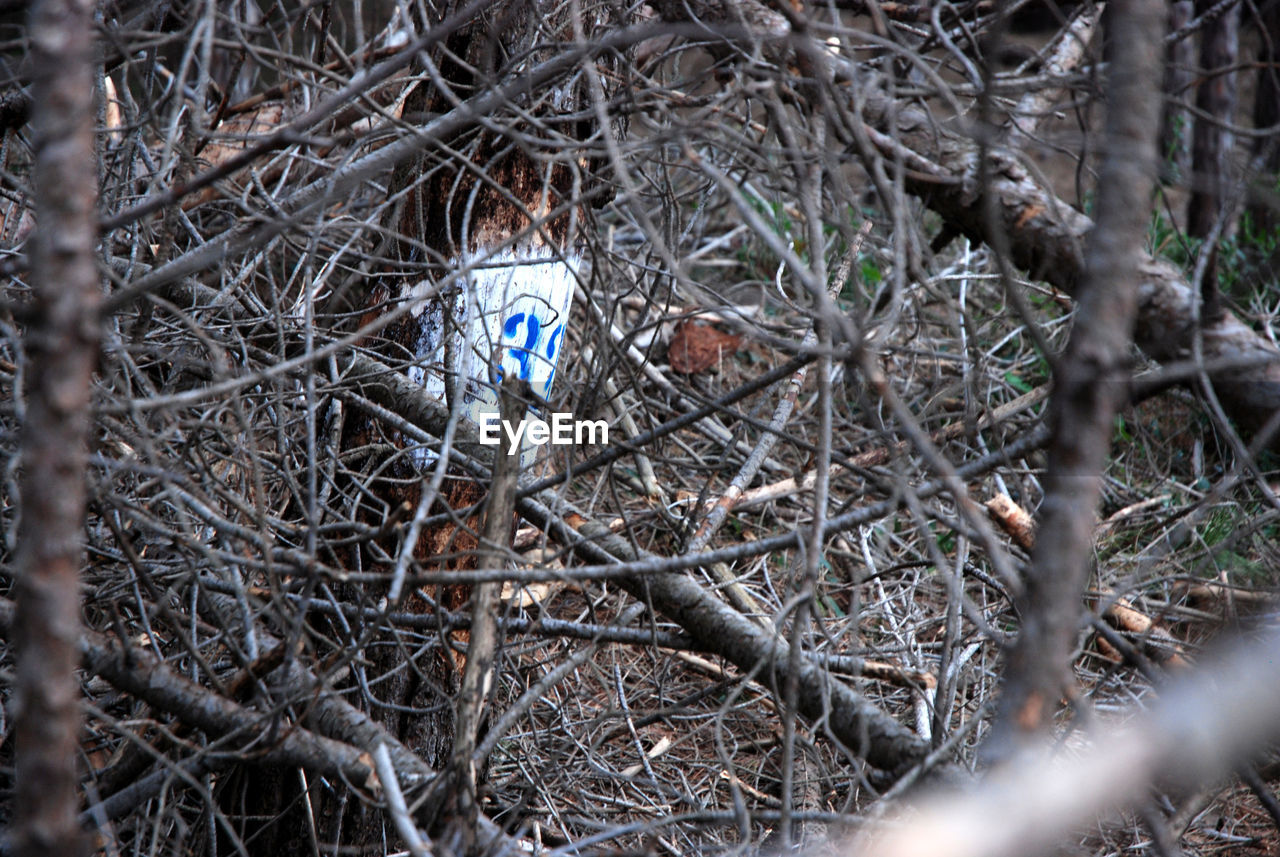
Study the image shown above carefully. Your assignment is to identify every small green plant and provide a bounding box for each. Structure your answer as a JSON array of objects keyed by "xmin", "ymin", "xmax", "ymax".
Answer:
[
  {"xmin": 1210, "ymin": 549, "xmax": 1270, "ymax": 584},
  {"xmin": 1005, "ymin": 371, "xmax": 1035, "ymax": 395},
  {"xmin": 734, "ymin": 193, "xmax": 797, "ymax": 278},
  {"xmin": 859, "ymin": 256, "xmax": 883, "ymax": 287},
  {"xmin": 1148, "ymin": 206, "xmax": 1195, "ymax": 267},
  {"xmin": 934, "ymin": 523, "xmax": 957, "ymax": 554},
  {"xmin": 1199, "ymin": 506, "xmax": 1235, "ymax": 548},
  {"xmin": 1148, "ymin": 200, "xmax": 1279, "ymax": 303},
  {"xmin": 1161, "ymin": 114, "xmax": 1188, "ymax": 184},
  {"xmin": 1217, "ymin": 208, "xmax": 1279, "ymax": 297},
  {"xmin": 1113, "ymin": 413, "xmax": 1133, "ymax": 444}
]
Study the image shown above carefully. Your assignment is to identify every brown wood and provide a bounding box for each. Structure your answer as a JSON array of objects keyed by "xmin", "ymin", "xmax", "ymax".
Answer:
[
  {"xmin": 1160, "ymin": 2, "xmax": 1194, "ymax": 184},
  {"xmin": 851, "ymin": 78, "xmax": 1280, "ymax": 439},
  {"xmin": 13, "ymin": 2, "xmax": 99, "ymax": 856},
  {"xmin": 990, "ymin": 0, "xmax": 1166, "ymax": 752},
  {"xmin": 1187, "ymin": 0, "xmax": 1240, "ymax": 315},
  {"xmin": 986, "ymin": 494, "xmax": 1037, "ymax": 552},
  {"xmin": 262, "ymin": 3, "xmax": 622, "ymax": 852},
  {"xmin": 1247, "ymin": 0, "xmax": 1280, "ymax": 254}
]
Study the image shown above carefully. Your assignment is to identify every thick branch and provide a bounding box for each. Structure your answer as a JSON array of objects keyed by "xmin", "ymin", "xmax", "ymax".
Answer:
[
  {"xmin": 0, "ymin": 598, "xmax": 380, "ymax": 791},
  {"xmin": 853, "ymin": 68, "xmax": 1280, "ymax": 435},
  {"xmin": 518, "ymin": 499, "xmax": 934, "ymax": 776},
  {"xmin": 150, "ymin": 275, "xmax": 935, "ymax": 779}
]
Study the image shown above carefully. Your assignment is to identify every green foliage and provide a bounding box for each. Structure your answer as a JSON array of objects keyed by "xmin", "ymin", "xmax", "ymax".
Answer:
[
  {"xmin": 734, "ymin": 194, "xmax": 796, "ymax": 279},
  {"xmin": 1005, "ymin": 371, "xmax": 1035, "ymax": 395},
  {"xmin": 1218, "ymin": 208, "xmax": 1280, "ymax": 296},
  {"xmin": 1113, "ymin": 413, "xmax": 1132, "ymax": 444},
  {"xmin": 859, "ymin": 256, "xmax": 883, "ymax": 287},
  {"xmin": 934, "ymin": 524, "xmax": 956, "ymax": 554},
  {"xmin": 1200, "ymin": 506, "xmax": 1234, "ymax": 548},
  {"xmin": 1148, "ymin": 202, "xmax": 1279, "ymax": 301},
  {"xmin": 1209, "ymin": 548, "xmax": 1271, "ymax": 583},
  {"xmin": 1148, "ymin": 206, "xmax": 1194, "ymax": 268},
  {"xmin": 1196, "ymin": 505, "xmax": 1280, "ymax": 586},
  {"xmin": 1161, "ymin": 113, "xmax": 1188, "ymax": 184}
]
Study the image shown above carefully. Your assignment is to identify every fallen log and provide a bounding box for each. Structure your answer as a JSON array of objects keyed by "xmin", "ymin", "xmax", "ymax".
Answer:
[{"xmin": 853, "ymin": 80, "xmax": 1280, "ymax": 437}]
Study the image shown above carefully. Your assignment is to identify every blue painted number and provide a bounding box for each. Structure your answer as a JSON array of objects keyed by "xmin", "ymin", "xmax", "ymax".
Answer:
[
  {"xmin": 502, "ymin": 312, "xmax": 540, "ymax": 380},
  {"xmin": 542, "ymin": 323, "xmax": 564, "ymax": 390},
  {"xmin": 501, "ymin": 314, "xmax": 565, "ymax": 394}
]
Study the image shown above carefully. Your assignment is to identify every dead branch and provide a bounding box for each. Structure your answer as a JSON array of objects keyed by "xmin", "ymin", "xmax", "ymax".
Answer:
[
  {"xmin": 846, "ymin": 63, "xmax": 1280, "ymax": 438},
  {"xmin": 843, "ymin": 621, "xmax": 1280, "ymax": 857},
  {"xmin": 0, "ymin": 597, "xmax": 381, "ymax": 791},
  {"xmin": 526, "ymin": 499, "xmax": 937, "ymax": 776}
]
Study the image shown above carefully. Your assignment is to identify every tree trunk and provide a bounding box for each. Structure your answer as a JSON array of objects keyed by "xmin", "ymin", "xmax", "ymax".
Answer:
[
  {"xmin": 239, "ymin": 2, "xmax": 621, "ymax": 853},
  {"xmin": 1187, "ymin": 0, "xmax": 1240, "ymax": 316},
  {"xmin": 1159, "ymin": 1, "xmax": 1194, "ymax": 184},
  {"xmin": 990, "ymin": 0, "xmax": 1165, "ymax": 752},
  {"xmin": 12, "ymin": 2, "xmax": 100, "ymax": 856},
  {"xmin": 1246, "ymin": 0, "xmax": 1280, "ymax": 272}
]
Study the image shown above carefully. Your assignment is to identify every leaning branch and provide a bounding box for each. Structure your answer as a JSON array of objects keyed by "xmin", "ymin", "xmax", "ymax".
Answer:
[
  {"xmin": 516, "ymin": 495, "xmax": 936, "ymax": 776},
  {"xmin": 0, "ymin": 597, "xmax": 380, "ymax": 791},
  {"xmin": 849, "ymin": 71, "xmax": 1280, "ymax": 435}
]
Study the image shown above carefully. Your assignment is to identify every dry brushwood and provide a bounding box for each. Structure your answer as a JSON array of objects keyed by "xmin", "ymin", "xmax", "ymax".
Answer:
[{"xmin": 4, "ymin": 1, "xmax": 1280, "ymax": 856}]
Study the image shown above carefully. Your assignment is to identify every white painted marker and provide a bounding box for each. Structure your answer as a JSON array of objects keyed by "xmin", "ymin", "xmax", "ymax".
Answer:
[{"xmin": 409, "ymin": 242, "xmax": 580, "ymax": 467}]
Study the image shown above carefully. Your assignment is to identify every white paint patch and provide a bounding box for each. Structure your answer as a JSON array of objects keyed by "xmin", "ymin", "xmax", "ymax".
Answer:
[{"xmin": 408, "ymin": 244, "xmax": 579, "ymax": 468}]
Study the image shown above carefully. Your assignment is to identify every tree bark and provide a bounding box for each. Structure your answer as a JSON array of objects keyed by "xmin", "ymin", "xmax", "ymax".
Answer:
[
  {"xmin": 989, "ymin": 0, "xmax": 1165, "ymax": 751},
  {"xmin": 1159, "ymin": 1, "xmax": 1194, "ymax": 184},
  {"xmin": 1187, "ymin": 0, "xmax": 1240, "ymax": 315},
  {"xmin": 264, "ymin": 2, "xmax": 623, "ymax": 852},
  {"xmin": 1247, "ymin": 0, "xmax": 1280, "ymax": 245},
  {"xmin": 12, "ymin": 2, "xmax": 99, "ymax": 856},
  {"xmin": 846, "ymin": 82, "xmax": 1280, "ymax": 438}
]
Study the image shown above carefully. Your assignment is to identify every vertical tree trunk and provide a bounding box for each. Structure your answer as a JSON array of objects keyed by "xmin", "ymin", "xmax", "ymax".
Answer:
[
  {"xmin": 989, "ymin": 0, "xmax": 1164, "ymax": 756},
  {"xmin": 1187, "ymin": 0, "xmax": 1240, "ymax": 317},
  {"xmin": 355, "ymin": 0, "xmax": 587, "ymax": 756},
  {"xmin": 1159, "ymin": 1, "xmax": 1194, "ymax": 184},
  {"xmin": 13, "ymin": 1, "xmax": 100, "ymax": 856},
  {"xmin": 387, "ymin": 6, "xmax": 586, "ymax": 445},
  {"xmin": 239, "ymin": 3, "xmax": 618, "ymax": 853},
  {"xmin": 1247, "ymin": 0, "xmax": 1280, "ymax": 246}
]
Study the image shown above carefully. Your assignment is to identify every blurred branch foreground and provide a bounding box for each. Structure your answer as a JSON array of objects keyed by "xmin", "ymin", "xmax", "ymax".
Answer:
[{"xmin": 1, "ymin": 0, "xmax": 1279, "ymax": 855}]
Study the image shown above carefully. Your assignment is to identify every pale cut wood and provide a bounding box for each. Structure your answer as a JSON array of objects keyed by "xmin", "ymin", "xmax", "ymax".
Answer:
[
  {"xmin": 986, "ymin": 494, "xmax": 1036, "ymax": 552},
  {"xmin": 985, "ymin": 494, "xmax": 1193, "ymax": 669}
]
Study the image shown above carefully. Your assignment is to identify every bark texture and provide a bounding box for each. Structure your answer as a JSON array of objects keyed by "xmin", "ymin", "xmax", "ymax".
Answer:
[
  {"xmin": 1187, "ymin": 0, "xmax": 1240, "ymax": 312},
  {"xmin": 1248, "ymin": 0, "xmax": 1280, "ymax": 249},
  {"xmin": 989, "ymin": 0, "xmax": 1165, "ymax": 749},
  {"xmin": 648, "ymin": 0, "xmax": 1280, "ymax": 440},
  {"xmin": 537, "ymin": 514, "xmax": 933, "ymax": 776},
  {"xmin": 12, "ymin": 1, "xmax": 99, "ymax": 856},
  {"xmin": 151, "ymin": 270, "xmax": 939, "ymax": 783},
  {"xmin": 1159, "ymin": 1, "xmax": 1194, "ymax": 183},
  {"xmin": 248, "ymin": 3, "xmax": 622, "ymax": 853}
]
